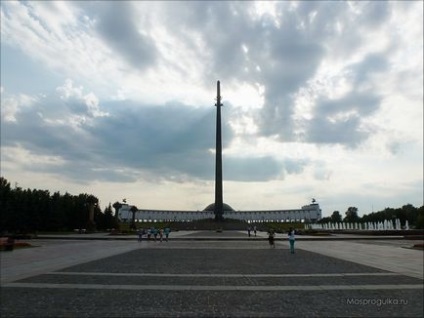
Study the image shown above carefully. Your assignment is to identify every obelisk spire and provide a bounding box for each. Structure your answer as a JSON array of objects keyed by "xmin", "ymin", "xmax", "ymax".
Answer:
[{"xmin": 214, "ymin": 80, "xmax": 224, "ymax": 221}]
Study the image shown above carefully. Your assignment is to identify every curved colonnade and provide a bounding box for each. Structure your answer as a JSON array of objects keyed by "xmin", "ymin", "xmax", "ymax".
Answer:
[{"xmin": 118, "ymin": 204, "xmax": 322, "ymax": 223}]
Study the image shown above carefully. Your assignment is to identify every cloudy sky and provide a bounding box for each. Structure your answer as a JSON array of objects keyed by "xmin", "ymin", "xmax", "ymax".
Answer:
[{"xmin": 1, "ymin": 1, "xmax": 423, "ymax": 217}]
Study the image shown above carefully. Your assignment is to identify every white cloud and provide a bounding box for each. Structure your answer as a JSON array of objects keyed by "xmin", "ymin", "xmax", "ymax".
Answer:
[
  {"xmin": 1, "ymin": 1, "xmax": 422, "ymax": 216},
  {"xmin": 1, "ymin": 145, "xmax": 66, "ymax": 169},
  {"xmin": 1, "ymin": 92, "xmax": 37, "ymax": 122},
  {"xmin": 56, "ymin": 79, "xmax": 108, "ymax": 119}
]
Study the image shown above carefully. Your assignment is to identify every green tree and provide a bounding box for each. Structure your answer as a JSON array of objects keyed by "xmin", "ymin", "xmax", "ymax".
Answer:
[
  {"xmin": 0, "ymin": 177, "xmax": 110, "ymax": 233},
  {"xmin": 130, "ymin": 205, "xmax": 138, "ymax": 230},
  {"xmin": 30, "ymin": 189, "xmax": 50, "ymax": 232},
  {"xmin": 101, "ymin": 203, "xmax": 118, "ymax": 230},
  {"xmin": 416, "ymin": 206, "xmax": 424, "ymax": 229},
  {"xmin": 401, "ymin": 204, "xmax": 418, "ymax": 226},
  {"xmin": 330, "ymin": 211, "xmax": 342, "ymax": 223},
  {"xmin": 86, "ymin": 194, "xmax": 99, "ymax": 231},
  {"xmin": 343, "ymin": 207, "xmax": 360, "ymax": 223},
  {"xmin": 318, "ymin": 216, "xmax": 331, "ymax": 224},
  {"xmin": 0, "ymin": 177, "xmax": 13, "ymax": 233},
  {"xmin": 112, "ymin": 201, "xmax": 123, "ymax": 220},
  {"xmin": 48, "ymin": 191, "xmax": 68, "ymax": 231}
]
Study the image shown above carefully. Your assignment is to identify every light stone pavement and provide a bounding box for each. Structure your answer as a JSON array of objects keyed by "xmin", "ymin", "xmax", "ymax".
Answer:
[
  {"xmin": 291, "ymin": 240, "xmax": 423, "ymax": 279},
  {"xmin": 1, "ymin": 231, "xmax": 423, "ymax": 317},
  {"xmin": 254, "ymin": 230, "xmax": 423, "ymax": 279},
  {"xmin": 1, "ymin": 231, "xmax": 423, "ymax": 283}
]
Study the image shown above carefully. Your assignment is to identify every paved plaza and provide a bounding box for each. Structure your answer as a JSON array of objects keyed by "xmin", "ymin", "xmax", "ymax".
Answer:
[{"xmin": 1, "ymin": 231, "xmax": 423, "ymax": 317}]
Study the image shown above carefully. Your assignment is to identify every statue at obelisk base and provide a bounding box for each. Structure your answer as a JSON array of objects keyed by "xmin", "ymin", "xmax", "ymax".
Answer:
[{"xmin": 214, "ymin": 80, "xmax": 224, "ymax": 221}]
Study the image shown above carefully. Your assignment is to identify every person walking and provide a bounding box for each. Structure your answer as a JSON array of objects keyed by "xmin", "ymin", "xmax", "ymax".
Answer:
[
  {"xmin": 288, "ymin": 227, "xmax": 295, "ymax": 254},
  {"xmin": 247, "ymin": 226, "xmax": 251, "ymax": 237},
  {"xmin": 137, "ymin": 228, "xmax": 143, "ymax": 242},
  {"xmin": 152, "ymin": 227, "xmax": 158, "ymax": 242},
  {"xmin": 253, "ymin": 225, "xmax": 257, "ymax": 237},
  {"xmin": 159, "ymin": 228, "xmax": 164, "ymax": 242},
  {"xmin": 268, "ymin": 228, "xmax": 275, "ymax": 248},
  {"xmin": 164, "ymin": 227, "xmax": 171, "ymax": 242}
]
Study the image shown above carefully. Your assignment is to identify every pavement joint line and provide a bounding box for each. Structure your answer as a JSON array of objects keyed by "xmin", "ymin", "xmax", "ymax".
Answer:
[
  {"xmin": 2, "ymin": 283, "xmax": 423, "ymax": 291},
  {"xmin": 48, "ymin": 272, "xmax": 402, "ymax": 278}
]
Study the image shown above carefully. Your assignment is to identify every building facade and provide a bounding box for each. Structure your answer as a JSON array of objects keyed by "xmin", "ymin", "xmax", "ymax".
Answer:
[{"xmin": 117, "ymin": 203, "xmax": 321, "ymax": 223}]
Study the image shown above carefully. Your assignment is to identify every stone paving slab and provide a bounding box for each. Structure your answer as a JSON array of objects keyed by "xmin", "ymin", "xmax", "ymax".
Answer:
[
  {"xmin": 0, "ymin": 240, "xmax": 141, "ymax": 284},
  {"xmin": 54, "ymin": 245, "xmax": 390, "ymax": 274},
  {"xmin": 2, "ymin": 288, "xmax": 421, "ymax": 317},
  {"xmin": 1, "ymin": 231, "xmax": 423, "ymax": 317},
  {"xmin": 292, "ymin": 240, "xmax": 424, "ymax": 279},
  {"xmin": 15, "ymin": 273, "xmax": 421, "ymax": 286}
]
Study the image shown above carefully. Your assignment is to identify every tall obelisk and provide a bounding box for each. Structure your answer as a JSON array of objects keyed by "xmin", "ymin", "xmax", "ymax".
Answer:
[{"xmin": 214, "ymin": 80, "xmax": 224, "ymax": 221}]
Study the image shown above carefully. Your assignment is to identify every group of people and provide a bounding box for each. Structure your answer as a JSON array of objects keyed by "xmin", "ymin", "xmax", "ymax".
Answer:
[
  {"xmin": 137, "ymin": 227, "xmax": 171, "ymax": 242},
  {"xmin": 248, "ymin": 225, "xmax": 296, "ymax": 252},
  {"xmin": 137, "ymin": 225, "xmax": 296, "ymax": 251},
  {"xmin": 247, "ymin": 225, "xmax": 257, "ymax": 237},
  {"xmin": 267, "ymin": 227, "xmax": 296, "ymax": 253}
]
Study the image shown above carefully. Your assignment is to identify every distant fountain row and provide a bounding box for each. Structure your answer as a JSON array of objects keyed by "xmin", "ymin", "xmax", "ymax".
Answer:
[{"xmin": 306, "ymin": 219, "xmax": 409, "ymax": 231}]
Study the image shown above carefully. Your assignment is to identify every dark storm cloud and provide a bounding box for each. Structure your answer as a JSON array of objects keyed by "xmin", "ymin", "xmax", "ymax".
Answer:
[
  {"xmin": 223, "ymin": 156, "xmax": 309, "ymax": 182},
  {"xmin": 159, "ymin": 1, "xmax": 325, "ymax": 142},
  {"xmin": 138, "ymin": 1, "xmax": 398, "ymax": 152},
  {"xmin": 157, "ymin": 2, "xmax": 326, "ymax": 141},
  {"xmin": 255, "ymin": 22, "xmax": 325, "ymax": 140},
  {"xmin": 257, "ymin": 3, "xmax": 392, "ymax": 145},
  {"xmin": 306, "ymin": 116, "xmax": 367, "ymax": 146},
  {"xmin": 2, "ymin": 1, "xmax": 409, "ymax": 186},
  {"xmin": 251, "ymin": 3, "xmax": 390, "ymax": 146},
  {"xmin": 2, "ymin": 100, "xmax": 97, "ymax": 164},
  {"xmin": 307, "ymin": 52, "xmax": 388, "ymax": 146},
  {"xmin": 93, "ymin": 2, "xmax": 157, "ymax": 69},
  {"xmin": 2, "ymin": 94, "xmax": 245, "ymax": 183},
  {"xmin": 158, "ymin": 1, "xmax": 259, "ymax": 83},
  {"xmin": 356, "ymin": 1, "xmax": 391, "ymax": 27},
  {"xmin": 76, "ymin": 1, "xmax": 395, "ymax": 149},
  {"xmin": 89, "ymin": 102, "xmax": 221, "ymax": 179},
  {"xmin": 349, "ymin": 53, "xmax": 389, "ymax": 86}
]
